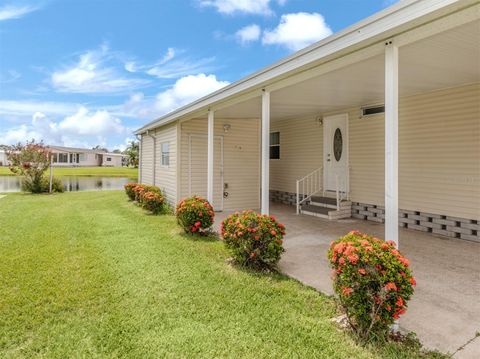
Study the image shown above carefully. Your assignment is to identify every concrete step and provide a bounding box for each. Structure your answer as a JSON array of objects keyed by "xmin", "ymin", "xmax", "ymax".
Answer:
[
  {"xmin": 300, "ymin": 205, "xmax": 330, "ymax": 219},
  {"xmin": 310, "ymin": 196, "xmax": 337, "ymax": 208},
  {"xmin": 311, "ymin": 196, "xmax": 337, "ymax": 205}
]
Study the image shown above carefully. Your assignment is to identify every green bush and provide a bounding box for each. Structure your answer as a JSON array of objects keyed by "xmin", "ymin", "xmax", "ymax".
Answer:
[
  {"xmin": 221, "ymin": 210, "xmax": 286, "ymax": 270},
  {"xmin": 141, "ymin": 191, "xmax": 165, "ymax": 214},
  {"xmin": 22, "ymin": 176, "xmax": 64, "ymax": 193},
  {"xmin": 328, "ymin": 231, "xmax": 416, "ymax": 342},
  {"xmin": 124, "ymin": 183, "xmax": 138, "ymax": 200},
  {"xmin": 176, "ymin": 196, "xmax": 214, "ymax": 234}
]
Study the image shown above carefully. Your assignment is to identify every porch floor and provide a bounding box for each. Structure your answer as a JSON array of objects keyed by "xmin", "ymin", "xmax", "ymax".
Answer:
[{"xmin": 215, "ymin": 203, "xmax": 480, "ymax": 358}]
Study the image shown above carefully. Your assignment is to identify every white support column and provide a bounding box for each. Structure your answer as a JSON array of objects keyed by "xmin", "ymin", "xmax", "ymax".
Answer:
[
  {"xmin": 207, "ymin": 109, "xmax": 214, "ymax": 204},
  {"xmin": 261, "ymin": 90, "xmax": 270, "ymax": 215},
  {"xmin": 385, "ymin": 41, "xmax": 399, "ymax": 247}
]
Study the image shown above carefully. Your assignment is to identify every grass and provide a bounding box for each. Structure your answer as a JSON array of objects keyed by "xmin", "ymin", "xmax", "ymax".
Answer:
[
  {"xmin": 0, "ymin": 191, "xmax": 445, "ymax": 358},
  {"xmin": 0, "ymin": 166, "xmax": 137, "ymax": 178}
]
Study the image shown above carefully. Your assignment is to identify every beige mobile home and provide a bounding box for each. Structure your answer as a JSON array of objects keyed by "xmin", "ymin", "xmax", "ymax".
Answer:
[
  {"xmin": 136, "ymin": 0, "xmax": 480, "ymax": 244},
  {"xmin": 49, "ymin": 146, "xmax": 126, "ymax": 167},
  {"xmin": 135, "ymin": 2, "xmax": 480, "ymax": 351}
]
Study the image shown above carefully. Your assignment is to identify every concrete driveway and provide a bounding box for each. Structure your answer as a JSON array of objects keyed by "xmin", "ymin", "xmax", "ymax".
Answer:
[{"xmin": 216, "ymin": 204, "xmax": 480, "ymax": 358}]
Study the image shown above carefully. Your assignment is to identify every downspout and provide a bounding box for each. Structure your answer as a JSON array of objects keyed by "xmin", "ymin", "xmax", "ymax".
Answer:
[
  {"xmin": 146, "ymin": 130, "xmax": 157, "ymax": 185},
  {"xmin": 136, "ymin": 134, "xmax": 143, "ymax": 183}
]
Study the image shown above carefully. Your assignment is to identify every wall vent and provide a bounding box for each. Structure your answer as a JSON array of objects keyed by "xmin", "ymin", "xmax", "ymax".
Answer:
[{"xmin": 361, "ymin": 105, "xmax": 385, "ymax": 117}]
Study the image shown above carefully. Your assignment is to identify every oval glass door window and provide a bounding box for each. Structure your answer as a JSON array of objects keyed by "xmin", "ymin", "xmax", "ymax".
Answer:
[{"xmin": 333, "ymin": 128, "xmax": 343, "ymax": 161}]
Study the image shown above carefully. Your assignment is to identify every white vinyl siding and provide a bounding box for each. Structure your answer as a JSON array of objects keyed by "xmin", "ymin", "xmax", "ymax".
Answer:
[
  {"xmin": 140, "ymin": 134, "xmax": 154, "ymax": 185},
  {"xmin": 270, "ymin": 83, "xmax": 480, "ymax": 220},
  {"xmin": 180, "ymin": 118, "xmax": 260, "ymax": 211},
  {"xmin": 154, "ymin": 124, "xmax": 177, "ymax": 206},
  {"xmin": 187, "ymin": 135, "xmax": 224, "ymax": 210},
  {"xmin": 270, "ymin": 116, "xmax": 323, "ymax": 193}
]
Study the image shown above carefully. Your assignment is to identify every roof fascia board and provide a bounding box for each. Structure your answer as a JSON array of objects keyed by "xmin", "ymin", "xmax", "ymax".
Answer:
[
  {"xmin": 135, "ymin": 0, "xmax": 471, "ymax": 134},
  {"xmin": 268, "ymin": 2, "xmax": 480, "ymax": 92}
]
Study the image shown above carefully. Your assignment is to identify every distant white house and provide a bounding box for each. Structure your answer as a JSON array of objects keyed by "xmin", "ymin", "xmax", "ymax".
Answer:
[
  {"xmin": 0, "ymin": 150, "xmax": 8, "ymax": 166},
  {"xmin": 49, "ymin": 146, "xmax": 125, "ymax": 167},
  {"xmin": 0, "ymin": 146, "xmax": 125, "ymax": 167}
]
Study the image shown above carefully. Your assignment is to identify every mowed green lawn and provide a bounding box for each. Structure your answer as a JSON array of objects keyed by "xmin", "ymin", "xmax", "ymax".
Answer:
[
  {"xmin": 0, "ymin": 166, "xmax": 137, "ymax": 178},
  {"xmin": 0, "ymin": 191, "xmax": 441, "ymax": 358}
]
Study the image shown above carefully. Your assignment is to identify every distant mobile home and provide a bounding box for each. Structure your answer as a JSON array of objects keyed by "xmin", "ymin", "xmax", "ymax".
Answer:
[
  {"xmin": 0, "ymin": 150, "xmax": 8, "ymax": 166},
  {"xmin": 136, "ymin": 0, "xmax": 480, "ymax": 244},
  {"xmin": 49, "ymin": 146, "xmax": 125, "ymax": 167}
]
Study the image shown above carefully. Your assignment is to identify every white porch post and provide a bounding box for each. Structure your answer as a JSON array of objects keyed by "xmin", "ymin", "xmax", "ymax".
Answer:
[
  {"xmin": 385, "ymin": 41, "xmax": 399, "ymax": 247},
  {"xmin": 261, "ymin": 90, "xmax": 270, "ymax": 215},
  {"xmin": 207, "ymin": 109, "xmax": 214, "ymax": 204}
]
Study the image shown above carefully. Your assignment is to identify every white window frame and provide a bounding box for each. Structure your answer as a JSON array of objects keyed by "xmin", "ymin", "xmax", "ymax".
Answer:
[{"xmin": 161, "ymin": 142, "xmax": 170, "ymax": 167}]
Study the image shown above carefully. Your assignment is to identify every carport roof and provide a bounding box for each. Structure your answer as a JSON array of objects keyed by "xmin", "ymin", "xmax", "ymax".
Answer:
[{"xmin": 135, "ymin": 0, "xmax": 478, "ymax": 134}]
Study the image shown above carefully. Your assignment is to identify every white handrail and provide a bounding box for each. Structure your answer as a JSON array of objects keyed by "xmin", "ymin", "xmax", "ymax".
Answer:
[{"xmin": 296, "ymin": 167, "xmax": 323, "ymax": 214}]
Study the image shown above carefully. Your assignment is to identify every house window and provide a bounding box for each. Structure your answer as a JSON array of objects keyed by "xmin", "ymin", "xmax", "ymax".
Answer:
[
  {"xmin": 270, "ymin": 132, "xmax": 280, "ymax": 159},
  {"xmin": 58, "ymin": 153, "xmax": 68, "ymax": 163},
  {"xmin": 52, "ymin": 153, "xmax": 58, "ymax": 163},
  {"xmin": 79, "ymin": 153, "xmax": 85, "ymax": 161},
  {"xmin": 161, "ymin": 143, "xmax": 170, "ymax": 167},
  {"xmin": 106, "ymin": 157, "xmax": 112, "ymax": 162}
]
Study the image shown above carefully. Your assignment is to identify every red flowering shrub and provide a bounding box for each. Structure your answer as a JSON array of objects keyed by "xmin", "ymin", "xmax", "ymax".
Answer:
[
  {"xmin": 176, "ymin": 196, "xmax": 214, "ymax": 234},
  {"xmin": 132, "ymin": 185, "xmax": 146, "ymax": 202},
  {"xmin": 221, "ymin": 210, "xmax": 286, "ymax": 270},
  {"xmin": 124, "ymin": 183, "xmax": 138, "ymax": 200},
  {"xmin": 328, "ymin": 231, "xmax": 416, "ymax": 341},
  {"xmin": 132, "ymin": 184, "xmax": 161, "ymax": 203},
  {"xmin": 141, "ymin": 191, "xmax": 165, "ymax": 214}
]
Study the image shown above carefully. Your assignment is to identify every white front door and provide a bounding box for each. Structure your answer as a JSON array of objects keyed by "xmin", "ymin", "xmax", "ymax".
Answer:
[
  {"xmin": 188, "ymin": 134, "xmax": 224, "ymax": 211},
  {"xmin": 323, "ymin": 114, "xmax": 349, "ymax": 192}
]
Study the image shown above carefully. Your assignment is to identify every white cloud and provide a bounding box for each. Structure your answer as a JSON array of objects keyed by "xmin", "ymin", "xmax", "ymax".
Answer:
[
  {"xmin": 155, "ymin": 73, "xmax": 229, "ymax": 114},
  {"xmin": 262, "ymin": 12, "xmax": 333, "ymax": 51},
  {"xmin": 146, "ymin": 56, "xmax": 216, "ymax": 79},
  {"xmin": 0, "ymin": 100, "xmax": 82, "ymax": 117},
  {"xmin": 124, "ymin": 61, "xmax": 137, "ymax": 73},
  {"xmin": 2, "ymin": 107, "xmax": 128, "ymax": 148},
  {"xmin": 123, "ymin": 73, "xmax": 229, "ymax": 118},
  {"xmin": 160, "ymin": 47, "xmax": 176, "ymax": 64},
  {"xmin": 122, "ymin": 47, "xmax": 214, "ymax": 80},
  {"xmin": 59, "ymin": 107, "xmax": 125, "ymax": 136},
  {"xmin": 236, "ymin": 24, "xmax": 261, "ymax": 44},
  {"xmin": 0, "ymin": 4, "xmax": 39, "ymax": 21},
  {"xmin": 51, "ymin": 45, "xmax": 149, "ymax": 93},
  {"xmin": 199, "ymin": 0, "xmax": 273, "ymax": 15},
  {"xmin": 124, "ymin": 47, "xmax": 176, "ymax": 74}
]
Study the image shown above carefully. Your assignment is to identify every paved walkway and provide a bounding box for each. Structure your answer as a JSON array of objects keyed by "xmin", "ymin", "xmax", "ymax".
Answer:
[{"xmin": 216, "ymin": 204, "xmax": 480, "ymax": 358}]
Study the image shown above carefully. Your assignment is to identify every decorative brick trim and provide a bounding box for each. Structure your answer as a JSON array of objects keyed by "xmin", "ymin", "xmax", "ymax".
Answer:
[
  {"xmin": 352, "ymin": 202, "xmax": 480, "ymax": 243},
  {"xmin": 270, "ymin": 190, "xmax": 304, "ymax": 206}
]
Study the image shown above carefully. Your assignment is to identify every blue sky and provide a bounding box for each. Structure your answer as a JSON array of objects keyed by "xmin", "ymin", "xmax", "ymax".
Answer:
[{"xmin": 0, "ymin": 0, "xmax": 396, "ymax": 150}]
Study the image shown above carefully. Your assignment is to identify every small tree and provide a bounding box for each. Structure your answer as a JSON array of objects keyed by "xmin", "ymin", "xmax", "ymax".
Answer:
[
  {"xmin": 125, "ymin": 140, "xmax": 139, "ymax": 168},
  {"xmin": 7, "ymin": 140, "xmax": 52, "ymax": 193}
]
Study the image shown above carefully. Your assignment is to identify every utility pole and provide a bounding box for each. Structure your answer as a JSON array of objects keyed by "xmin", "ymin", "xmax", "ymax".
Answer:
[{"xmin": 49, "ymin": 154, "xmax": 53, "ymax": 193}]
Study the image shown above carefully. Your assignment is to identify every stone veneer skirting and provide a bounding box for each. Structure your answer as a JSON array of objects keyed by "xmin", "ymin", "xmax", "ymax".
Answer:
[{"xmin": 270, "ymin": 190, "xmax": 480, "ymax": 242}]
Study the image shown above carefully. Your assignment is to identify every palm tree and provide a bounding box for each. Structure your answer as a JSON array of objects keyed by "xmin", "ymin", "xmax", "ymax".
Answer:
[{"xmin": 125, "ymin": 140, "xmax": 139, "ymax": 168}]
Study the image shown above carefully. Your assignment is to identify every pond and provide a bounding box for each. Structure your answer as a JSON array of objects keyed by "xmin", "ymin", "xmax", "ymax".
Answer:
[{"xmin": 0, "ymin": 176, "xmax": 137, "ymax": 193}]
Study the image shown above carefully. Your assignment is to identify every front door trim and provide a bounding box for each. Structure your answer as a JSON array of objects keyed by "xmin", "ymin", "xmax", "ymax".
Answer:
[{"xmin": 323, "ymin": 113, "xmax": 349, "ymax": 193}]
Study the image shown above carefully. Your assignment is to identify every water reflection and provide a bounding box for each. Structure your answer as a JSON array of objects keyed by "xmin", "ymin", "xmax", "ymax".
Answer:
[{"xmin": 0, "ymin": 175, "xmax": 136, "ymax": 193}]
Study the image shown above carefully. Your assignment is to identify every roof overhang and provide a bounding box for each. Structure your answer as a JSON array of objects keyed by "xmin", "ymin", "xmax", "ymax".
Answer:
[{"xmin": 135, "ymin": 0, "xmax": 479, "ymax": 135}]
